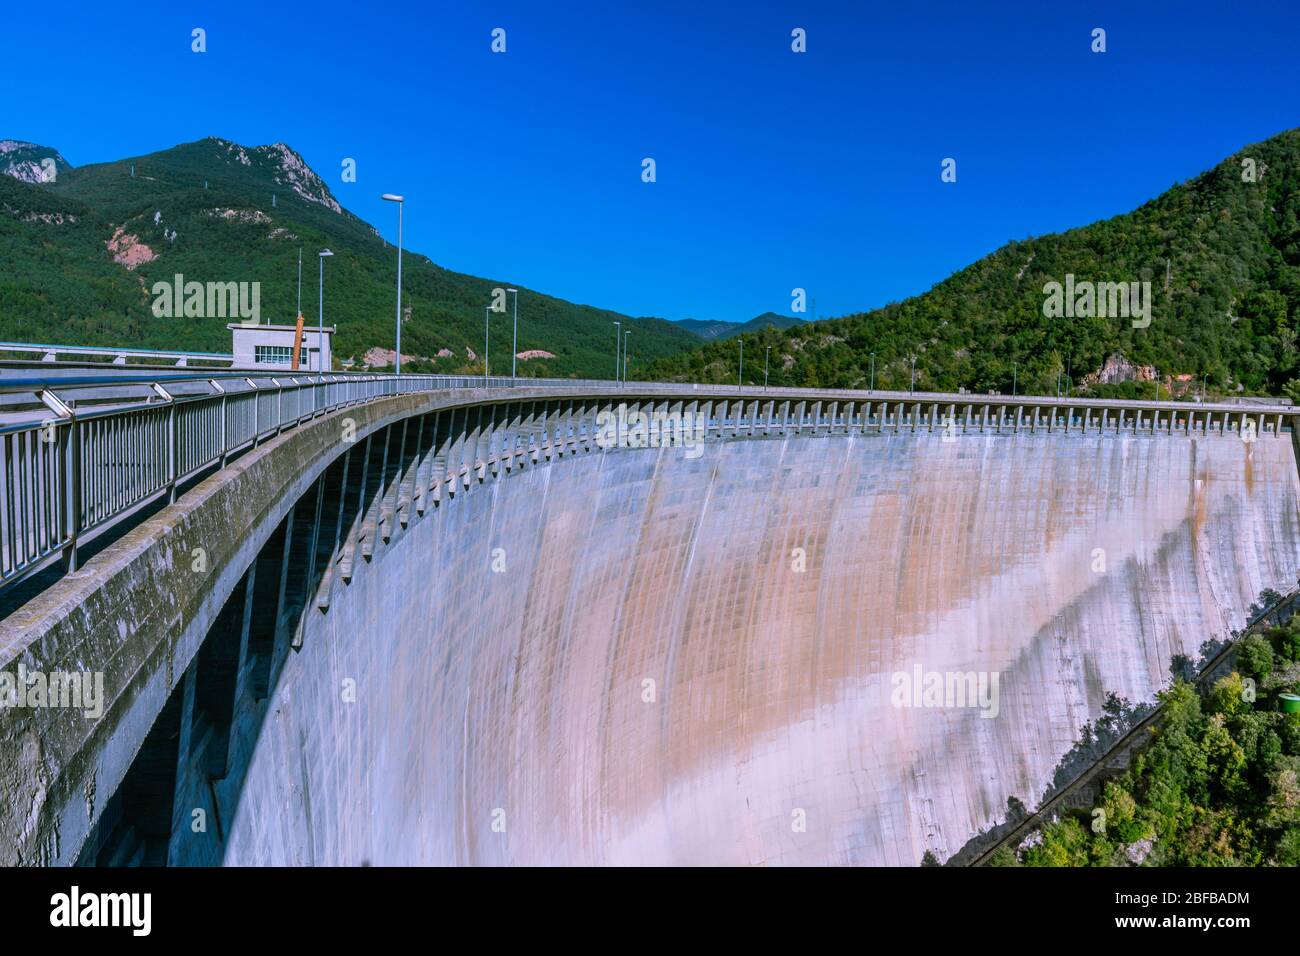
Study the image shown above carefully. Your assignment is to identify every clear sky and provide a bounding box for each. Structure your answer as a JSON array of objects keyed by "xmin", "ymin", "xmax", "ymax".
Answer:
[{"xmin": 4, "ymin": 1, "xmax": 1298, "ymax": 324}]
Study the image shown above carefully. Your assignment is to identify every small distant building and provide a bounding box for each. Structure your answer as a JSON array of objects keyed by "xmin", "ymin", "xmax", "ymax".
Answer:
[{"xmin": 228, "ymin": 323, "xmax": 335, "ymax": 373}]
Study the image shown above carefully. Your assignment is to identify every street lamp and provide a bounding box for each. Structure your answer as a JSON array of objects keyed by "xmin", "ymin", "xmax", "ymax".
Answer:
[
  {"xmin": 317, "ymin": 249, "xmax": 333, "ymax": 384},
  {"xmin": 484, "ymin": 305, "xmax": 491, "ymax": 385},
  {"xmin": 1012, "ymin": 362, "xmax": 1017, "ymax": 397},
  {"xmin": 613, "ymin": 321, "xmax": 621, "ymax": 383},
  {"xmin": 764, "ymin": 346, "xmax": 770, "ymax": 391},
  {"xmin": 381, "ymin": 194, "xmax": 404, "ymax": 374},
  {"xmin": 624, "ymin": 330, "xmax": 631, "ymax": 383},
  {"xmin": 910, "ymin": 355, "xmax": 916, "ymax": 394},
  {"xmin": 507, "ymin": 288, "xmax": 519, "ymax": 385},
  {"xmin": 738, "ymin": 337, "xmax": 744, "ymax": 390},
  {"xmin": 870, "ymin": 352, "xmax": 875, "ymax": 392}
]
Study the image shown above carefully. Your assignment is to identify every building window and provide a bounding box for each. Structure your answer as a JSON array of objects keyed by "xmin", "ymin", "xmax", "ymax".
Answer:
[{"xmin": 254, "ymin": 345, "xmax": 293, "ymax": 364}]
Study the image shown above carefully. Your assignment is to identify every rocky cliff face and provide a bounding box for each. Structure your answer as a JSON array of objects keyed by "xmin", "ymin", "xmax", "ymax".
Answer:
[
  {"xmin": 0, "ymin": 140, "xmax": 70, "ymax": 184},
  {"xmin": 208, "ymin": 138, "xmax": 342, "ymax": 214},
  {"xmin": 1082, "ymin": 353, "xmax": 1157, "ymax": 386}
]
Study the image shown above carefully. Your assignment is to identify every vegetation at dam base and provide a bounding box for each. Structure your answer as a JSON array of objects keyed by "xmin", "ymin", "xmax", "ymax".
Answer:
[{"xmin": 988, "ymin": 621, "xmax": 1300, "ymax": 867}]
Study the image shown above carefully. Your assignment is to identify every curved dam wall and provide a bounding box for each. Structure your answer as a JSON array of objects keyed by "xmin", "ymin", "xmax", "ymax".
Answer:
[{"xmin": 218, "ymin": 427, "xmax": 1300, "ymax": 866}]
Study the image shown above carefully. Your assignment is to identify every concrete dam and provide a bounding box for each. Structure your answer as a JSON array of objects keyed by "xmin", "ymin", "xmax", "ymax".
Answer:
[{"xmin": 3, "ymin": 384, "xmax": 1299, "ymax": 866}]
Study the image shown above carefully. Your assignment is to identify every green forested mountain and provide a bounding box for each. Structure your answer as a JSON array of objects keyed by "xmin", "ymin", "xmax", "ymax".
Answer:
[
  {"xmin": 0, "ymin": 137, "xmax": 701, "ymax": 376},
  {"xmin": 645, "ymin": 128, "xmax": 1300, "ymax": 400}
]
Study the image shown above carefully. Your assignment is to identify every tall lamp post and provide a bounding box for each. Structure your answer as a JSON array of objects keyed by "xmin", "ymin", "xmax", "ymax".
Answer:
[
  {"xmin": 507, "ymin": 288, "xmax": 519, "ymax": 385},
  {"xmin": 738, "ymin": 337, "xmax": 744, "ymax": 390},
  {"xmin": 484, "ymin": 305, "xmax": 491, "ymax": 385},
  {"xmin": 381, "ymin": 194, "xmax": 404, "ymax": 374},
  {"xmin": 317, "ymin": 249, "xmax": 333, "ymax": 386},
  {"xmin": 624, "ymin": 330, "xmax": 631, "ymax": 383},
  {"xmin": 613, "ymin": 321, "xmax": 621, "ymax": 384},
  {"xmin": 910, "ymin": 355, "xmax": 916, "ymax": 394},
  {"xmin": 764, "ymin": 346, "xmax": 770, "ymax": 391},
  {"xmin": 869, "ymin": 352, "xmax": 875, "ymax": 391}
]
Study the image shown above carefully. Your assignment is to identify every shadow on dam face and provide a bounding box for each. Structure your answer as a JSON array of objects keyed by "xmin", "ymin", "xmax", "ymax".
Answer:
[{"xmin": 121, "ymin": 428, "xmax": 1300, "ymax": 865}]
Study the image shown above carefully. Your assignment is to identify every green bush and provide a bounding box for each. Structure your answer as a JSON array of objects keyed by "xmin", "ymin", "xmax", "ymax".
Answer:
[
  {"xmin": 1275, "ymin": 827, "xmax": 1300, "ymax": 865},
  {"xmin": 1236, "ymin": 633, "xmax": 1274, "ymax": 681},
  {"xmin": 1012, "ymin": 674, "xmax": 1300, "ymax": 866},
  {"xmin": 1270, "ymin": 622, "xmax": 1300, "ymax": 663}
]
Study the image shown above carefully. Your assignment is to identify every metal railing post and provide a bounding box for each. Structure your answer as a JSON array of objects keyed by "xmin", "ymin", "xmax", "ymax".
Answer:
[
  {"xmin": 153, "ymin": 383, "xmax": 177, "ymax": 503},
  {"xmin": 40, "ymin": 389, "xmax": 79, "ymax": 573},
  {"xmin": 65, "ymin": 414, "xmax": 81, "ymax": 572},
  {"xmin": 211, "ymin": 379, "xmax": 228, "ymax": 466},
  {"xmin": 247, "ymin": 377, "xmax": 259, "ymax": 447}
]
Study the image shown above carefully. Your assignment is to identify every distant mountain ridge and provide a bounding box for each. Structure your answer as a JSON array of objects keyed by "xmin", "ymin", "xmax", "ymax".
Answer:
[
  {"xmin": 0, "ymin": 136, "xmax": 701, "ymax": 377},
  {"xmin": 675, "ymin": 311, "xmax": 807, "ymax": 340}
]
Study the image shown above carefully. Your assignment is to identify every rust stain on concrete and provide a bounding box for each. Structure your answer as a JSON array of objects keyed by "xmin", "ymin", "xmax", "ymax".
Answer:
[{"xmin": 217, "ymin": 430, "xmax": 1300, "ymax": 866}]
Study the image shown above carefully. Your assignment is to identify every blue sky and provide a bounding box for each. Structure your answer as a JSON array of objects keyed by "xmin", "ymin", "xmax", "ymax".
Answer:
[{"xmin": 4, "ymin": 1, "xmax": 1298, "ymax": 324}]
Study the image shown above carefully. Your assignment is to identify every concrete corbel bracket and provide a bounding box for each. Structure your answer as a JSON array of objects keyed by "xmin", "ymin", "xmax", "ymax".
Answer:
[{"xmin": 0, "ymin": 391, "xmax": 437, "ymax": 866}]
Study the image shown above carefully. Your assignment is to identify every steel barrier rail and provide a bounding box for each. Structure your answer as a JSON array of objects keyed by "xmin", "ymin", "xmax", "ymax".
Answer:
[
  {"xmin": 2, "ymin": 370, "xmax": 1297, "ymax": 417},
  {"xmin": 0, "ymin": 372, "xmax": 481, "ymax": 591},
  {"xmin": 0, "ymin": 340, "xmax": 237, "ymax": 366},
  {"xmin": 0, "ymin": 371, "xmax": 598, "ymax": 590}
]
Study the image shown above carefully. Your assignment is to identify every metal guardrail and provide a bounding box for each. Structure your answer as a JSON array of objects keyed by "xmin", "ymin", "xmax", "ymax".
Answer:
[
  {"xmin": 3, "ymin": 369, "xmax": 1297, "ymax": 597},
  {"xmin": 0, "ymin": 372, "xmax": 523, "ymax": 591},
  {"xmin": 0, "ymin": 340, "xmax": 237, "ymax": 366},
  {"xmin": 0, "ymin": 370, "xmax": 676, "ymax": 592}
]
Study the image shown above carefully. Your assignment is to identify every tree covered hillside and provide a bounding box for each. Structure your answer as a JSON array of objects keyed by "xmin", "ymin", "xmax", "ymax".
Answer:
[{"xmin": 644, "ymin": 128, "xmax": 1300, "ymax": 400}]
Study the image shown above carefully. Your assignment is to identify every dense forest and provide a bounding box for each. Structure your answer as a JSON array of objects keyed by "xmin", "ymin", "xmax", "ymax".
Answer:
[
  {"xmin": 643, "ymin": 128, "xmax": 1300, "ymax": 402},
  {"xmin": 0, "ymin": 137, "xmax": 701, "ymax": 378},
  {"xmin": 988, "ymin": 619, "xmax": 1300, "ymax": 867}
]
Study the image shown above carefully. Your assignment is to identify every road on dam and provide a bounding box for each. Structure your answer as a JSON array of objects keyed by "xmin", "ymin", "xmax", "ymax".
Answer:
[{"xmin": 2, "ymin": 383, "xmax": 1298, "ymax": 866}]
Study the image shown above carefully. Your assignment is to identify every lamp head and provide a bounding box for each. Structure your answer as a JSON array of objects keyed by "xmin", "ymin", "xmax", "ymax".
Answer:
[{"xmin": 381, "ymin": 194, "xmax": 404, "ymax": 202}]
